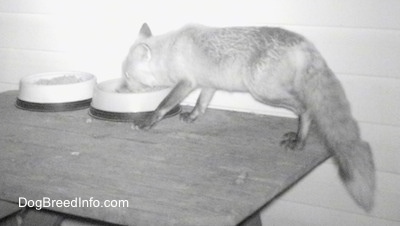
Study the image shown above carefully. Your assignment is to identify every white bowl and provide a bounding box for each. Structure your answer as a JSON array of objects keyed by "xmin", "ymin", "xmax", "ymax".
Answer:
[
  {"xmin": 18, "ymin": 71, "xmax": 96, "ymax": 103},
  {"xmin": 90, "ymin": 79, "xmax": 171, "ymax": 113}
]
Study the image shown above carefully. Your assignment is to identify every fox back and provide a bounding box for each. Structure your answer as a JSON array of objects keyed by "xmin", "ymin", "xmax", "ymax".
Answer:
[{"xmin": 123, "ymin": 25, "xmax": 312, "ymax": 105}]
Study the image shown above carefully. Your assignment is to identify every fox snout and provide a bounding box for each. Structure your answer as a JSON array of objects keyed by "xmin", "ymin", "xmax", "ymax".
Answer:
[{"xmin": 115, "ymin": 78, "xmax": 132, "ymax": 93}]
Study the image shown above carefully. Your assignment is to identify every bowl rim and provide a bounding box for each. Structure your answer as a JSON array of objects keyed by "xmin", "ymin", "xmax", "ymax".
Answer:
[{"xmin": 96, "ymin": 78, "xmax": 169, "ymax": 94}]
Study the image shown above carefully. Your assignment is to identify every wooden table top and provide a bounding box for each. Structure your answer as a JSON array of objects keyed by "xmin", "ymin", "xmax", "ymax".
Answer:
[{"xmin": 0, "ymin": 91, "xmax": 329, "ymax": 226}]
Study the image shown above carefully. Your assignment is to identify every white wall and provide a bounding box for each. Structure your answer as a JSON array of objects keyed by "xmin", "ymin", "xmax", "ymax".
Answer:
[{"xmin": 1, "ymin": 0, "xmax": 399, "ymax": 225}]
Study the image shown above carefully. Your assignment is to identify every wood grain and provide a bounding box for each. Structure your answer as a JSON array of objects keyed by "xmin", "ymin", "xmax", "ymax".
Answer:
[{"xmin": 0, "ymin": 91, "xmax": 329, "ymax": 225}]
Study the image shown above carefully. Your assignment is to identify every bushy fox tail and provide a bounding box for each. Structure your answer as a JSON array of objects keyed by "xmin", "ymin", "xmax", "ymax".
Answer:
[{"xmin": 303, "ymin": 63, "xmax": 375, "ymax": 211}]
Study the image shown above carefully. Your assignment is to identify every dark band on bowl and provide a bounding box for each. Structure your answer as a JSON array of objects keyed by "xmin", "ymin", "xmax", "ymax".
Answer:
[
  {"xmin": 88, "ymin": 105, "xmax": 181, "ymax": 123},
  {"xmin": 15, "ymin": 98, "xmax": 92, "ymax": 112}
]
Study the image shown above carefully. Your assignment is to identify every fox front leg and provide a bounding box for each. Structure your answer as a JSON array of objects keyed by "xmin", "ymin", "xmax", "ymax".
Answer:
[
  {"xmin": 180, "ymin": 88, "xmax": 216, "ymax": 123},
  {"xmin": 134, "ymin": 80, "xmax": 196, "ymax": 130},
  {"xmin": 280, "ymin": 111, "xmax": 312, "ymax": 151}
]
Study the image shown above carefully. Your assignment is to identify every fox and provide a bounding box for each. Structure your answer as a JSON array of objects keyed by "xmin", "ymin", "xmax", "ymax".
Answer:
[{"xmin": 121, "ymin": 23, "xmax": 375, "ymax": 211}]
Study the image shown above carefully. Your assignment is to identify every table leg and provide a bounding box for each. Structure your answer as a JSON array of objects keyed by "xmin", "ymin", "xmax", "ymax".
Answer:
[{"xmin": 238, "ymin": 212, "xmax": 262, "ymax": 226}]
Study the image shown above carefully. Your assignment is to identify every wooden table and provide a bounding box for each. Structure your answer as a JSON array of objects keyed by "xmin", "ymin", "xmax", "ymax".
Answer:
[{"xmin": 0, "ymin": 91, "xmax": 330, "ymax": 226}]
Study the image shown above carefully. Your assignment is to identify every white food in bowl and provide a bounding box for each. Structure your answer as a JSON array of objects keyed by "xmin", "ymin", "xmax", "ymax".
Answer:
[
  {"xmin": 18, "ymin": 72, "xmax": 96, "ymax": 103},
  {"xmin": 91, "ymin": 79, "xmax": 171, "ymax": 113},
  {"xmin": 35, "ymin": 75, "xmax": 87, "ymax": 85}
]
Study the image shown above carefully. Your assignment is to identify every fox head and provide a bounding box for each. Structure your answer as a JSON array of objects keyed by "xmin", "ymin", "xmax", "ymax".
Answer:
[{"xmin": 120, "ymin": 23, "xmax": 159, "ymax": 92}]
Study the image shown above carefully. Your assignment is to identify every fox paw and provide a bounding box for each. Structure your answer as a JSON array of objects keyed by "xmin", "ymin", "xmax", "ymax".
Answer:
[
  {"xmin": 132, "ymin": 115, "xmax": 157, "ymax": 130},
  {"xmin": 179, "ymin": 112, "xmax": 197, "ymax": 123},
  {"xmin": 280, "ymin": 132, "xmax": 304, "ymax": 151},
  {"xmin": 132, "ymin": 121, "xmax": 152, "ymax": 130}
]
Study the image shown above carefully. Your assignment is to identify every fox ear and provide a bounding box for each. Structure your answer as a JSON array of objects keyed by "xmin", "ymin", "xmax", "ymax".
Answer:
[
  {"xmin": 131, "ymin": 43, "xmax": 152, "ymax": 61},
  {"xmin": 139, "ymin": 23, "xmax": 152, "ymax": 38}
]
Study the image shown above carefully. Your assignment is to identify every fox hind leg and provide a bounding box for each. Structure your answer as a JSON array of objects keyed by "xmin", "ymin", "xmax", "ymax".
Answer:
[
  {"xmin": 180, "ymin": 88, "xmax": 216, "ymax": 123},
  {"xmin": 247, "ymin": 83, "xmax": 311, "ymax": 151},
  {"xmin": 280, "ymin": 111, "xmax": 312, "ymax": 151}
]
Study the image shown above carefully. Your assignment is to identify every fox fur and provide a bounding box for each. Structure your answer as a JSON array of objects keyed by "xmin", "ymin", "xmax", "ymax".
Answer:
[{"xmin": 121, "ymin": 23, "xmax": 375, "ymax": 211}]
